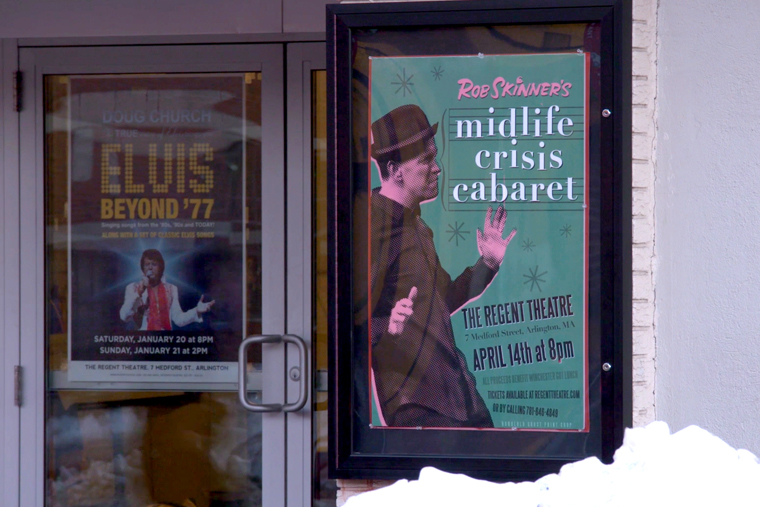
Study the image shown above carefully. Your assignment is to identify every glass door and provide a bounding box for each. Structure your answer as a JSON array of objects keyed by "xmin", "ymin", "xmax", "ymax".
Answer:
[{"xmin": 18, "ymin": 43, "xmax": 306, "ymax": 507}]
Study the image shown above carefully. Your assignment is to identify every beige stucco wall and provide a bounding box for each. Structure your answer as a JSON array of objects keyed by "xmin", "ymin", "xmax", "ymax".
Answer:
[{"xmin": 655, "ymin": 0, "xmax": 760, "ymax": 452}]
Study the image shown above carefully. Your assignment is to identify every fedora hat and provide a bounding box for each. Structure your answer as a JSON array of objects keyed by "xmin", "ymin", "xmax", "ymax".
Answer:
[{"xmin": 371, "ymin": 104, "xmax": 438, "ymax": 161}]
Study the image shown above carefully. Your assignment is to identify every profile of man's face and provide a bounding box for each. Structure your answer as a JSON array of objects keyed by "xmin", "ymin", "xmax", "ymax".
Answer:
[{"xmin": 397, "ymin": 138, "xmax": 440, "ymax": 204}]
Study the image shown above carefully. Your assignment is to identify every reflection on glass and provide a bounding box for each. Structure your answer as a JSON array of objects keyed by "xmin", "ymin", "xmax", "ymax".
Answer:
[
  {"xmin": 348, "ymin": 24, "xmax": 603, "ymax": 458},
  {"xmin": 46, "ymin": 392, "xmax": 262, "ymax": 506},
  {"xmin": 45, "ymin": 73, "xmax": 263, "ymax": 506}
]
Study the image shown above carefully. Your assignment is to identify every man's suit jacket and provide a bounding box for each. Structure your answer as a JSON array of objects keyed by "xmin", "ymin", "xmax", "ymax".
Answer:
[{"xmin": 370, "ymin": 190, "xmax": 495, "ymax": 427}]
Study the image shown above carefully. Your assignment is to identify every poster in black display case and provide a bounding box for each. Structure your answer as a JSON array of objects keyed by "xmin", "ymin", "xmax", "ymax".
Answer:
[{"xmin": 327, "ymin": 0, "xmax": 631, "ymax": 481}]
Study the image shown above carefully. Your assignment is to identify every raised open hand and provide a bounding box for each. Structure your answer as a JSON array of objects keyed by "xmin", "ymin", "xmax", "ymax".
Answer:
[
  {"xmin": 477, "ymin": 205, "xmax": 517, "ymax": 270},
  {"xmin": 196, "ymin": 295, "xmax": 215, "ymax": 315},
  {"xmin": 387, "ymin": 286, "xmax": 417, "ymax": 335}
]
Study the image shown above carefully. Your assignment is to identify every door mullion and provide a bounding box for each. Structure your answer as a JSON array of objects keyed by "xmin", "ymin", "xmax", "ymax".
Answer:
[
  {"xmin": 285, "ymin": 42, "xmax": 325, "ymax": 507},
  {"xmin": 285, "ymin": 52, "xmax": 311, "ymax": 507},
  {"xmin": 18, "ymin": 46, "xmax": 45, "ymax": 507},
  {"xmin": 261, "ymin": 44, "xmax": 288, "ymax": 507},
  {"xmin": 2, "ymin": 38, "xmax": 22, "ymax": 507}
]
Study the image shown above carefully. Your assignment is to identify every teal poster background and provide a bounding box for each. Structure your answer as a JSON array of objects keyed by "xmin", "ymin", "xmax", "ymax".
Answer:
[{"xmin": 369, "ymin": 53, "xmax": 589, "ymax": 430}]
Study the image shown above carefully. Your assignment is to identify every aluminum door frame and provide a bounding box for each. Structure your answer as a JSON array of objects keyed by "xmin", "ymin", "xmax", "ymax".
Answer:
[
  {"xmin": 17, "ymin": 43, "xmax": 287, "ymax": 507},
  {"xmin": 1, "ymin": 37, "xmax": 22, "ymax": 507}
]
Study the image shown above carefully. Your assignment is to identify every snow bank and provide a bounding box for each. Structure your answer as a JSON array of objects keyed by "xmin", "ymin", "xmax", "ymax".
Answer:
[{"xmin": 344, "ymin": 422, "xmax": 760, "ymax": 507}]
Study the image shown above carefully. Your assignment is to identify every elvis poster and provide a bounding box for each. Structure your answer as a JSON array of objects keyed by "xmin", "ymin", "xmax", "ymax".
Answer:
[{"xmin": 66, "ymin": 75, "xmax": 246, "ymax": 384}]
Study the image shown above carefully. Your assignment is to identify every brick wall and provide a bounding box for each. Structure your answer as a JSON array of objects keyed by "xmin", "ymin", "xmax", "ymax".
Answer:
[{"xmin": 631, "ymin": 0, "xmax": 657, "ymax": 427}]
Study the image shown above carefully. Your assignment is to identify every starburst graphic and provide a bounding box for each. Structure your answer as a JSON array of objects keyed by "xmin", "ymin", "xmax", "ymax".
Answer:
[
  {"xmin": 560, "ymin": 224, "xmax": 572, "ymax": 237},
  {"xmin": 391, "ymin": 68, "xmax": 414, "ymax": 96},
  {"xmin": 431, "ymin": 66, "xmax": 444, "ymax": 80},
  {"xmin": 446, "ymin": 221, "xmax": 470, "ymax": 246},
  {"xmin": 523, "ymin": 265, "xmax": 548, "ymax": 292},
  {"xmin": 521, "ymin": 238, "xmax": 535, "ymax": 252}
]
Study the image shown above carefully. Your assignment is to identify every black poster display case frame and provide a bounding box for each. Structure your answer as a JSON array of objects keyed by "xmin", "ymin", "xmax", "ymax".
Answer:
[{"xmin": 327, "ymin": 0, "xmax": 632, "ymax": 481}]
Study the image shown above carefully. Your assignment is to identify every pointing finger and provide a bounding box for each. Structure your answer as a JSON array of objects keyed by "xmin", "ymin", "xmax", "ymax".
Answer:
[{"xmin": 408, "ymin": 286, "xmax": 418, "ymax": 302}]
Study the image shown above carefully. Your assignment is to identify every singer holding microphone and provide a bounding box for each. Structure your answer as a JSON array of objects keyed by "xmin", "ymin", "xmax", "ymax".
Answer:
[{"xmin": 119, "ymin": 248, "xmax": 215, "ymax": 331}]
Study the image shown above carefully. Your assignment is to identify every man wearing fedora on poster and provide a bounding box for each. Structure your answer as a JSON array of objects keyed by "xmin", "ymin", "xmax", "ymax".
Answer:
[{"xmin": 370, "ymin": 104, "xmax": 517, "ymax": 428}]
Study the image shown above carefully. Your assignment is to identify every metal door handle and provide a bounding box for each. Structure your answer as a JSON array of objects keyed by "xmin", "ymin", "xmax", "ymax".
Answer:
[{"xmin": 238, "ymin": 334, "xmax": 309, "ymax": 412}]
